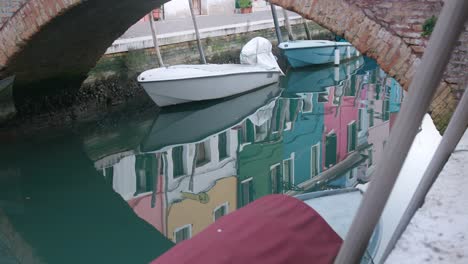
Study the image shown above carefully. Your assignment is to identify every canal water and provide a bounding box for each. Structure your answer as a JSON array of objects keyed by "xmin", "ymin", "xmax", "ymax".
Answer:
[{"xmin": 0, "ymin": 57, "xmax": 439, "ymax": 263}]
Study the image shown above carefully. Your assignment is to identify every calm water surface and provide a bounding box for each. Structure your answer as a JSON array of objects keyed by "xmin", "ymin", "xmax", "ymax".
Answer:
[{"xmin": 1, "ymin": 57, "xmax": 407, "ymax": 263}]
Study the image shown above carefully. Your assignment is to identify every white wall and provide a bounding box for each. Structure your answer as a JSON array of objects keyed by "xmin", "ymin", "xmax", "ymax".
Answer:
[
  {"xmin": 163, "ymin": 0, "xmax": 235, "ymax": 19},
  {"xmin": 163, "ymin": 0, "xmax": 191, "ymax": 19},
  {"xmin": 207, "ymin": 0, "xmax": 235, "ymax": 15}
]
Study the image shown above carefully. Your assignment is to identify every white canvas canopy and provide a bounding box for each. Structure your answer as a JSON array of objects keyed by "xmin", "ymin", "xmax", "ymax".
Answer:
[{"xmin": 240, "ymin": 37, "xmax": 283, "ymax": 74}]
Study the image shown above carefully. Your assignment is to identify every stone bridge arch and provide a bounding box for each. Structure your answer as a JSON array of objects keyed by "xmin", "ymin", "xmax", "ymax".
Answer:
[
  {"xmin": 271, "ymin": 0, "xmax": 467, "ymax": 131},
  {"xmin": 0, "ymin": 0, "xmax": 166, "ymax": 88},
  {"xmin": 0, "ymin": 0, "xmax": 466, "ymax": 130}
]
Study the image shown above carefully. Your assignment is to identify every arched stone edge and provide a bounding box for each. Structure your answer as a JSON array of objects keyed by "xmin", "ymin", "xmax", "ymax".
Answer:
[
  {"xmin": 0, "ymin": 0, "xmax": 82, "ymax": 72},
  {"xmin": 270, "ymin": 0, "xmax": 421, "ymax": 90}
]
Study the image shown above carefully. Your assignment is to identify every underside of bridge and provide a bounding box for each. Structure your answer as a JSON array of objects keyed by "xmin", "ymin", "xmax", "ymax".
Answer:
[
  {"xmin": 0, "ymin": 0, "xmax": 466, "ymax": 131},
  {"xmin": 0, "ymin": 0, "xmax": 167, "ymax": 100}
]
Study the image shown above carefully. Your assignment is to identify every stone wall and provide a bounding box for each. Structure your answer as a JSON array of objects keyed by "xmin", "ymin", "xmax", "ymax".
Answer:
[
  {"xmin": 345, "ymin": 0, "xmax": 467, "ymax": 132},
  {"xmin": 0, "ymin": 0, "xmax": 27, "ymax": 27},
  {"xmin": 272, "ymin": 0, "xmax": 467, "ymax": 132},
  {"xmin": 347, "ymin": 0, "xmax": 443, "ymax": 53},
  {"xmin": 94, "ymin": 21, "xmax": 329, "ymax": 76}
]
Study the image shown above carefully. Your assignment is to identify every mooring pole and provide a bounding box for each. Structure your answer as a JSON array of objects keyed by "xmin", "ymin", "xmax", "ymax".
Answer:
[
  {"xmin": 303, "ymin": 19, "xmax": 311, "ymax": 40},
  {"xmin": 334, "ymin": 1, "xmax": 468, "ymax": 263},
  {"xmin": 379, "ymin": 82, "xmax": 468, "ymax": 263},
  {"xmin": 188, "ymin": 0, "xmax": 207, "ymax": 64},
  {"xmin": 269, "ymin": 2, "xmax": 283, "ymax": 44},
  {"xmin": 282, "ymin": 8, "xmax": 295, "ymax": 41},
  {"xmin": 148, "ymin": 13, "xmax": 165, "ymax": 67}
]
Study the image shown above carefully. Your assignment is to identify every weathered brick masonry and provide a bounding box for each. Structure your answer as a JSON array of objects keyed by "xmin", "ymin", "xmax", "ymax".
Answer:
[
  {"xmin": 271, "ymin": 0, "xmax": 467, "ymax": 132},
  {"xmin": 0, "ymin": 0, "xmax": 27, "ymax": 26},
  {"xmin": 1, "ymin": 0, "xmax": 466, "ymax": 131}
]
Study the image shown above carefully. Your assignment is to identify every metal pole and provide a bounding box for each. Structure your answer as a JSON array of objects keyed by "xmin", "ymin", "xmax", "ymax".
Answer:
[
  {"xmin": 303, "ymin": 19, "xmax": 311, "ymax": 40},
  {"xmin": 379, "ymin": 82, "xmax": 468, "ymax": 263},
  {"xmin": 282, "ymin": 8, "xmax": 295, "ymax": 41},
  {"xmin": 334, "ymin": 1, "xmax": 468, "ymax": 263},
  {"xmin": 269, "ymin": 2, "xmax": 283, "ymax": 44},
  {"xmin": 148, "ymin": 13, "xmax": 165, "ymax": 67},
  {"xmin": 188, "ymin": 0, "xmax": 207, "ymax": 64}
]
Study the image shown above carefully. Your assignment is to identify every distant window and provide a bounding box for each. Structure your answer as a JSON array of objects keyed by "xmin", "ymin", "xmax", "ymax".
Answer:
[
  {"xmin": 196, "ymin": 140, "xmax": 210, "ymax": 167},
  {"xmin": 368, "ymin": 109, "xmax": 375, "ymax": 127},
  {"xmin": 382, "ymin": 99, "xmax": 390, "ymax": 121},
  {"xmin": 358, "ymin": 109, "xmax": 364, "ymax": 131},
  {"xmin": 283, "ymin": 158, "xmax": 294, "ymax": 190},
  {"xmin": 174, "ymin": 225, "xmax": 192, "ymax": 244},
  {"xmin": 311, "ymin": 144, "xmax": 320, "ymax": 177},
  {"xmin": 347, "ymin": 121, "xmax": 357, "ymax": 152},
  {"xmin": 172, "ymin": 146, "xmax": 185, "ymax": 178},
  {"xmin": 159, "ymin": 154, "xmax": 165, "ymax": 175},
  {"xmin": 302, "ymin": 94, "xmax": 313, "ymax": 113},
  {"xmin": 368, "ymin": 148, "xmax": 373, "ymax": 166},
  {"xmin": 218, "ymin": 132, "xmax": 228, "ymax": 160},
  {"xmin": 134, "ymin": 154, "xmax": 157, "ymax": 195},
  {"xmin": 325, "ymin": 133, "xmax": 337, "ymax": 168},
  {"xmin": 104, "ymin": 167, "xmax": 114, "ymax": 185},
  {"xmin": 213, "ymin": 203, "xmax": 229, "ymax": 222},
  {"xmin": 270, "ymin": 164, "xmax": 282, "ymax": 194},
  {"xmin": 255, "ymin": 123, "xmax": 269, "ymax": 142},
  {"xmin": 240, "ymin": 178, "xmax": 254, "ymax": 206},
  {"xmin": 240, "ymin": 120, "xmax": 255, "ymax": 144}
]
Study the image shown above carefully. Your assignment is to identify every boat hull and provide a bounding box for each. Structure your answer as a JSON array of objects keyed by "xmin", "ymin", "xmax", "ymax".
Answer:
[
  {"xmin": 296, "ymin": 188, "xmax": 382, "ymax": 263},
  {"xmin": 140, "ymin": 71, "xmax": 280, "ymax": 107},
  {"xmin": 141, "ymin": 83, "xmax": 281, "ymax": 152},
  {"xmin": 281, "ymin": 57, "xmax": 364, "ymax": 94},
  {"xmin": 281, "ymin": 45, "xmax": 358, "ymax": 68}
]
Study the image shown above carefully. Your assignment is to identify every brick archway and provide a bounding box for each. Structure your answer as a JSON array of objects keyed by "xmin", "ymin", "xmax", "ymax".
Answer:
[
  {"xmin": 0, "ymin": 0, "xmax": 466, "ymax": 131},
  {"xmin": 0, "ymin": 0, "xmax": 167, "ymax": 87},
  {"xmin": 271, "ymin": 0, "xmax": 466, "ymax": 131}
]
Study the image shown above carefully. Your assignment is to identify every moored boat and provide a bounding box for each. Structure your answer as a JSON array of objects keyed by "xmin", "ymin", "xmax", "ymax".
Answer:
[
  {"xmin": 278, "ymin": 40, "xmax": 358, "ymax": 68},
  {"xmin": 140, "ymin": 82, "xmax": 281, "ymax": 152},
  {"xmin": 138, "ymin": 37, "xmax": 283, "ymax": 107},
  {"xmin": 281, "ymin": 56, "xmax": 364, "ymax": 94},
  {"xmin": 150, "ymin": 188, "xmax": 381, "ymax": 264}
]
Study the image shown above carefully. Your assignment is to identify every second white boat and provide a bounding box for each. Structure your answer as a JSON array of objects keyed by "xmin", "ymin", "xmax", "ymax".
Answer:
[{"xmin": 138, "ymin": 37, "xmax": 283, "ymax": 107}]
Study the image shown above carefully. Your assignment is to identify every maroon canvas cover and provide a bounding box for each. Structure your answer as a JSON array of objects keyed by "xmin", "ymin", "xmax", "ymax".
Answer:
[{"xmin": 151, "ymin": 194, "xmax": 343, "ymax": 264}]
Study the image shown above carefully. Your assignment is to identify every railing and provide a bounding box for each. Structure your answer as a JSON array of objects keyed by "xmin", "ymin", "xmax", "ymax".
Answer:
[{"xmin": 333, "ymin": 0, "xmax": 468, "ymax": 263}]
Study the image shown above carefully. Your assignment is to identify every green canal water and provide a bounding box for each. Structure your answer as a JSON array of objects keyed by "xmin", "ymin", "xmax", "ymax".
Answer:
[{"xmin": 0, "ymin": 57, "xmax": 407, "ymax": 263}]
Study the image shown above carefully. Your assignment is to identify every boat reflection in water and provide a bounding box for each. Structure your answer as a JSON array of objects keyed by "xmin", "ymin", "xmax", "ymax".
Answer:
[
  {"xmin": 0, "ymin": 57, "xmax": 403, "ymax": 263},
  {"xmin": 95, "ymin": 57, "xmax": 403, "ymax": 255}
]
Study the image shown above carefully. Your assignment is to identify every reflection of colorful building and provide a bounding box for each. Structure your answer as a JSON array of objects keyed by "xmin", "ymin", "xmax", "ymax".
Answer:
[
  {"xmin": 322, "ymin": 80, "xmax": 360, "ymax": 170},
  {"xmin": 92, "ymin": 57, "xmax": 406, "ymax": 248},
  {"xmin": 166, "ymin": 176, "xmax": 237, "ymax": 242},
  {"xmin": 107, "ymin": 128, "xmax": 239, "ymax": 243},
  {"xmin": 283, "ymin": 93, "xmax": 325, "ymax": 186},
  {"xmin": 236, "ymin": 98, "xmax": 292, "ymax": 207}
]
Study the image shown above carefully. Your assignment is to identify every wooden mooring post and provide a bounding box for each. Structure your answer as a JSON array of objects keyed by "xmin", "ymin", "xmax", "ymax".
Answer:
[
  {"xmin": 188, "ymin": 0, "xmax": 207, "ymax": 64},
  {"xmin": 148, "ymin": 13, "xmax": 165, "ymax": 67}
]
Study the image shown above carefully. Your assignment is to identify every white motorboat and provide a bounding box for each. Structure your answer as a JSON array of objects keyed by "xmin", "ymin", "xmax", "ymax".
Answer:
[
  {"xmin": 138, "ymin": 37, "xmax": 283, "ymax": 107},
  {"xmin": 278, "ymin": 40, "xmax": 359, "ymax": 68},
  {"xmin": 140, "ymin": 82, "xmax": 281, "ymax": 152}
]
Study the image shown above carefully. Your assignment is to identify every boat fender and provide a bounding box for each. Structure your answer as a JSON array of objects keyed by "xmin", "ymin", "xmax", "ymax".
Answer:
[
  {"xmin": 346, "ymin": 46, "xmax": 351, "ymax": 59},
  {"xmin": 334, "ymin": 66, "xmax": 340, "ymax": 82},
  {"xmin": 334, "ymin": 48, "xmax": 340, "ymax": 65}
]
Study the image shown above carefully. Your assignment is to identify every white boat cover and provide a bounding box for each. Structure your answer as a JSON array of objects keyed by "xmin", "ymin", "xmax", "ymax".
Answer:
[
  {"xmin": 248, "ymin": 100, "xmax": 276, "ymax": 126},
  {"xmin": 138, "ymin": 37, "xmax": 282, "ymax": 83},
  {"xmin": 240, "ymin": 37, "xmax": 282, "ymax": 73},
  {"xmin": 278, "ymin": 40, "xmax": 352, "ymax": 50},
  {"xmin": 137, "ymin": 64, "xmax": 277, "ymax": 82}
]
